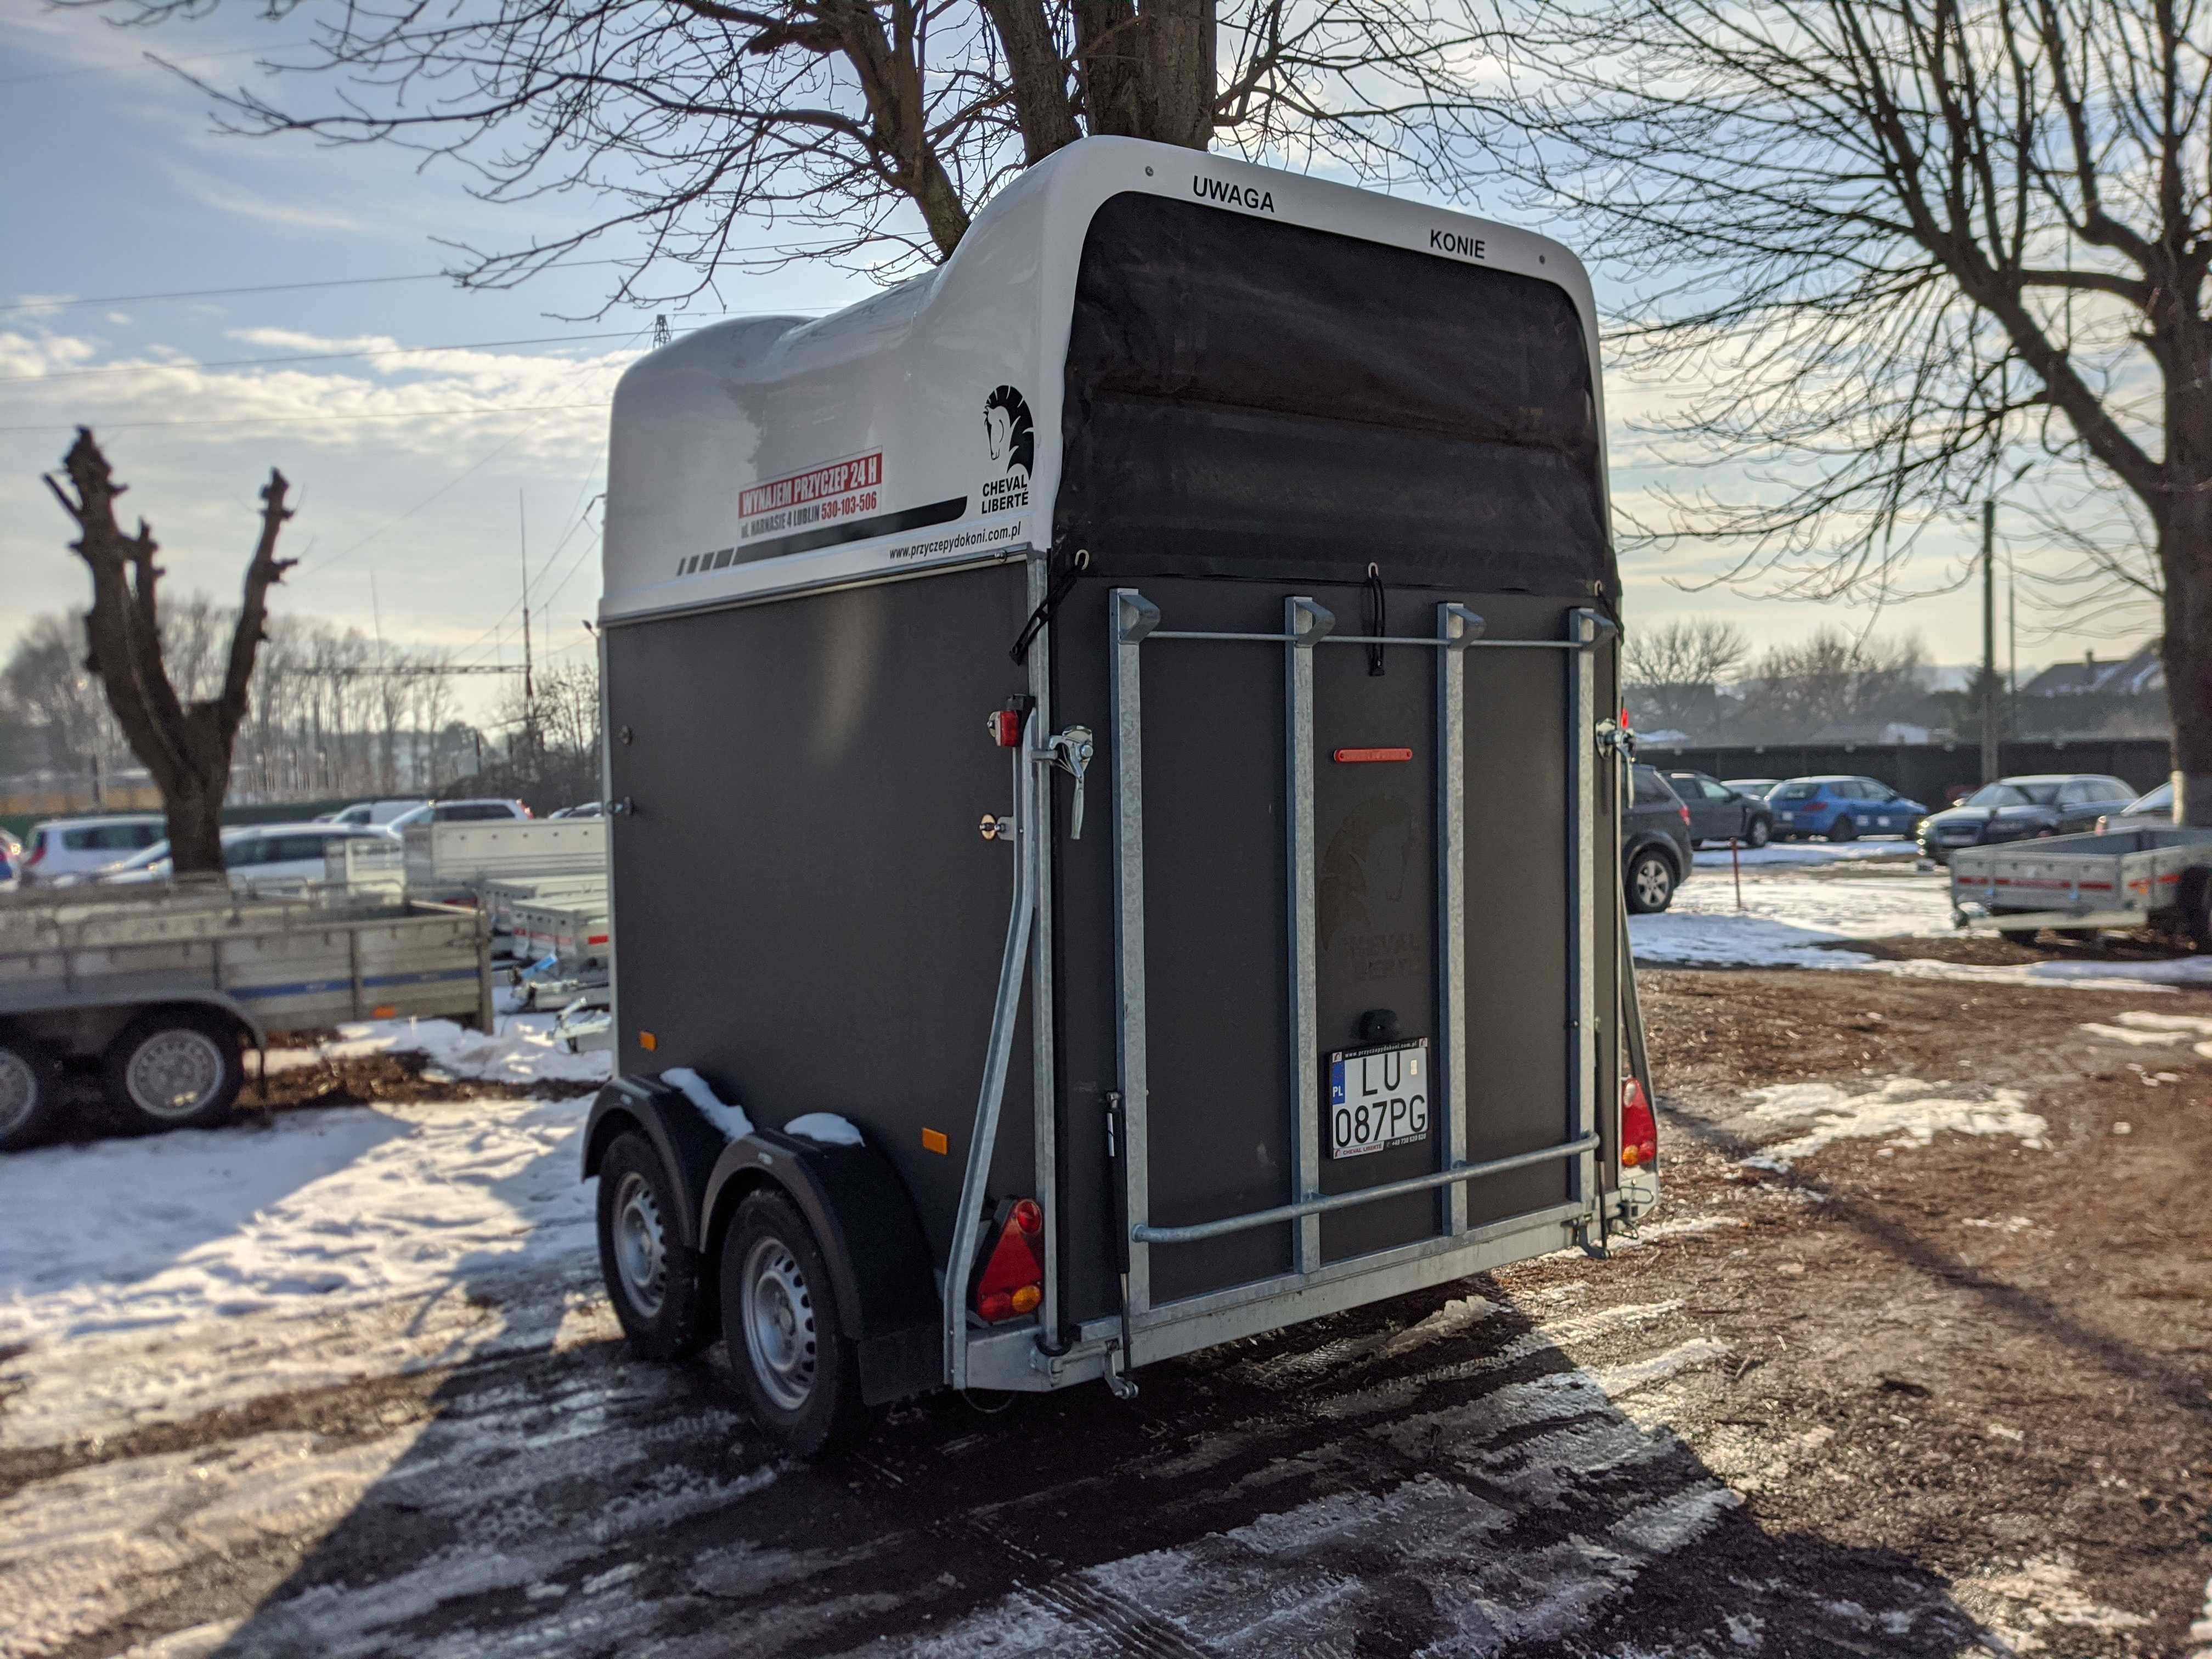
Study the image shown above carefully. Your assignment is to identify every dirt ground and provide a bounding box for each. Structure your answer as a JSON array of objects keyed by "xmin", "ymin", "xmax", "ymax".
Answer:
[{"xmin": 4, "ymin": 968, "xmax": 2210, "ymax": 1657}]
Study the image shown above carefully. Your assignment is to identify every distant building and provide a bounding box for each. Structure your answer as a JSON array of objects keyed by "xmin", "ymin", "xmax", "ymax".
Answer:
[
  {"xmin": 1810, "ymin": 720, "xmax": 1937, "ymax": 745},
  {"xmin": 2021, "ymin": 641, "xmax": 2165, "ymax": 698}
]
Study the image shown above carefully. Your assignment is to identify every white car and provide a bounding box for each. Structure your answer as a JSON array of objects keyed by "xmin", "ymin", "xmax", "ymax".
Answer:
[
  {"xmin": 2097, "ymin": 781, "xmax": 2176, "ymax": 834},
  {"xmin": 95, "ymin": 822, "xmax": 402, "ymax": 889},
  {"xmin": 19, "ymin": 815, "xmax": 167, "ymax": 885},
  {"xmin": 387, "ymin": 798, "xmax": 533, "ymax": 829},
  {"xmin": 319, "ymin": 798, "xmax": 430, "ymax": 827}
]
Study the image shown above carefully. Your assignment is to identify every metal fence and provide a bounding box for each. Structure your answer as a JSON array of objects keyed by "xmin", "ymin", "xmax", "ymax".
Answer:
[{"xmin": 1635, "ymin": 736, "xmax": 2174, "ymax": 801}]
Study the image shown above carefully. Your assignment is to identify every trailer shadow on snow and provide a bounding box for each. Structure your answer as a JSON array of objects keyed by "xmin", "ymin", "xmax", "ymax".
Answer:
[{"xmin": 194, "ymin": 1142, "xmax": 1994, "ymax": 1659}]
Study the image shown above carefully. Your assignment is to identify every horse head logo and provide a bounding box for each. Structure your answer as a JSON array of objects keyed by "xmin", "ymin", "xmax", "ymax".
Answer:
[{"xmin": 984, "ymin": 386, "xmax": 1034, "ymax": 479}]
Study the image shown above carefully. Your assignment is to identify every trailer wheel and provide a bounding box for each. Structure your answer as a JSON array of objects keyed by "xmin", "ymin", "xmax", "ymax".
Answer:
[
  {"xmin": 1829, "ymin": 815, "xmax": 1859, "ymax": 842},
  {"xmin": 2183, "ymin": 870, "xmax": 2212, "ymax": 953},
  {"xmin": 0, "ymin": 1032, "xmax": 63, "ymax": 1154},
  {"xmin": 596, "ymin": 1132, "xmax": 709, "ymax": 1361},
  {"xmin": 721, "ymin": 1190, "xmax": 866, "ymax": 1458},
  {"xmin": 1624, "ymin": 850, "xmax": 1677, "ymax": 915},
  {"xmin": 103, "ymin": 1008, "xmax": 244, "ymax": 1134}
]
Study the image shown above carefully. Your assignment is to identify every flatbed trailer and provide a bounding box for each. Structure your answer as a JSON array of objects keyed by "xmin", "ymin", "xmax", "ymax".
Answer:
[
  {"xmin": 1951, "ymin": 826, "xmax": 2212, "ymax": 945},
  {"xmin": 403, "ymin": 819, "xmax": 607, "ymax": 905},
  {"xmin": 576, "ymin": 136, "xmax": 1662, "ymax": 1455},
  {"xmin": 0, "ymin": 883, "xmax": 494, "ymax": 1150},
  {"xmin": 483, "ymin": 875, "xmax": 609, "ymax": 958}
]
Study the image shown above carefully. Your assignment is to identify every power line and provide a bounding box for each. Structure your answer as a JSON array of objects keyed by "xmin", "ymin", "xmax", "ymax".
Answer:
[
  {"xmin": 0, "ymin": 41, "xmax": 316, "ymax": 89},
  {"xmin": 0, "ymin": 329, "xmax": 640, "ymax": 386},
  {"xmin": 0, "ymin": 402, "xmax": 608, "ymax": 435},
  {"xmin": 0, "ymin": 310, "xmax": 819, "ymax": 386},
  {"xmin": 3, "ymin": 245, "xmax": 850, "ymax": 314}
]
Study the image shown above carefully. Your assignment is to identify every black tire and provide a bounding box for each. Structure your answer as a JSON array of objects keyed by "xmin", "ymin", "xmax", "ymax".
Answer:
[
  {"xmin": 1745, "ymin": 814, "xmax": 1771, "ymax": 849},
  {"xmin": 720, "ymin": 1189, "xmax": 867, "ymax": 1458},
  {"xmin": 1829, "ymin": 815, "xmax": 1858, "ymax": 842},
  {"xmin": 0, "ymin": 1031, "xmax": 64, "ymax": 1154},
  {"xmin": 596, "ymin": 1132, "xmax": 710, "ymax": 1361},
  {"xmin": 102, "ymin": 1007, "xmax": 244, "ymax": 1134},
  {"xmin": 1624, "ymin": 848, "xmax": 1677, "ymax": 915},
  {"xmin": 2182, "ymin": 870, "xmax": 2212, "ymax": 953}
]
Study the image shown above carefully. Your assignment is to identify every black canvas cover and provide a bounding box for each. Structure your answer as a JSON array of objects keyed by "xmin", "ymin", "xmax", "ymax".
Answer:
[{"xmin": 1055, "ymin": 194, "xmax": 1613, "ymax": 597}]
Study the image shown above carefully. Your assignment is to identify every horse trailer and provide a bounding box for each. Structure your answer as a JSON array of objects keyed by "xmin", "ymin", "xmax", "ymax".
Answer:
[{"xmin": 579, "ymin": 136, "xmax": 1660, "ymax": 1454}]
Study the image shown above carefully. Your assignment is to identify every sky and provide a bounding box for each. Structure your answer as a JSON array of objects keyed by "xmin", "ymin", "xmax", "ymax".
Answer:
[{"xmin": 0, "ymin": 5, "xmax": 2152, "ymax": 730}]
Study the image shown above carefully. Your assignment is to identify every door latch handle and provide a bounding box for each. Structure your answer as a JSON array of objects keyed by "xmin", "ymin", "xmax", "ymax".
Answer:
[{"xmin": 1034, "ymin": 725, "xmax": 1095, "ymax": 840}]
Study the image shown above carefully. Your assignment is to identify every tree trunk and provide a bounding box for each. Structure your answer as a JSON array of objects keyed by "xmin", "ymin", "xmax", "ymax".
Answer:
[
  {"xmin": 163, "ymin": 782, "xmax": 227, "ymax": 882},
  {"xmin": 2157, "ymin": 503, "xmax": 2212, "ymax": 826}
]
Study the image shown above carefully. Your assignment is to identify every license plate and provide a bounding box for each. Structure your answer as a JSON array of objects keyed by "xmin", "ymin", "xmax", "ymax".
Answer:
[{"xmin": 1327, "ymin": 1039, "xmax": 1431, "ymax": 1158}]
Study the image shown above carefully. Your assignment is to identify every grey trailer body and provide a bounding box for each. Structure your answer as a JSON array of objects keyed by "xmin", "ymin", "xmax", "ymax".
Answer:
[{"xmin": 581, "ymin": 137, "xmax": 1658, "ymax": 1449}]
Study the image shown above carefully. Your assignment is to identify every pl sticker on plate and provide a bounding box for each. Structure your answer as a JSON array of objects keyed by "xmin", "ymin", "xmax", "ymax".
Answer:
[{"xmin": 1326, "ymin": 1038, "xmax": 1431, "ymax": 1159}]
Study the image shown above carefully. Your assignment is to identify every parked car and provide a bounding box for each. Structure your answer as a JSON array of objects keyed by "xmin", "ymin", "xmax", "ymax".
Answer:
[
  {"xmin": 1723, "ymin": 778, "xmax": 1782, "ymax": 801},
  {"xmin": 2097, "ymin": 781, "xmax": 2175, "ymax": 834},
  {"xmin": 1766, "ymin": 776, "xmax": 1927, "ymax": 841},
  {"xmin": 1624, "ymin": 765, "xmax": 1694, "ymax": 913},
  {"xmin": 1664, "ymin": 770, "xmax": 1774, "ymax": 848},
  {"xmin": 0, "ymin": 829, "xmax": 19, "ymax": 886},
  {"xmin": 94, "ymin": 822, "xmax": 400, "ymax": 889},
  {"xmin": 19, "ymin": 814, "xmax": 167, "ymax": 885},
  {"xmin": 319, "ymin": 798, "xmax": 429, "ymax": 827},
  {"xmin": 388, "ymin": 798, "xmax": 533, "ymax": 829},
  {"xmin": 549, "ymin": 801, "xmax": 605, "ymax": 819},
  {"xmin": 1917, "ymin": 774, "xmax": 2137, "ymax": 862}
]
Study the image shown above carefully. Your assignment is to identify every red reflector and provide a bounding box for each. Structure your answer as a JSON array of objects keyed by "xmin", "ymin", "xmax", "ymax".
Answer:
[
  {"xmin": 1678, "ymin": 805, "xmax": 1692, "ymax": 827},
  {"xmin": 973, "ymin": 1197, "xmax": 1045, "ymax": 1324},
  {"xmin": 1334, "ymin": 747, "xmax": 1413, "ymax": 764},
  {"xmin": 988, "ymin": 708, "xmax": 1023, "ymax": 748},
  {"xmin": 1621, "ymin": 1076, "xmax": 1658, "ymax": 1169}
]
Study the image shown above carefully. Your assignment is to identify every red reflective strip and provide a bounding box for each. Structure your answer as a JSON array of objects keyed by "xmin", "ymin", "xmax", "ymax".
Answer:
[{"xmin": 1334, "ymin": 747, "xmax": 1414, "ymax": 764}]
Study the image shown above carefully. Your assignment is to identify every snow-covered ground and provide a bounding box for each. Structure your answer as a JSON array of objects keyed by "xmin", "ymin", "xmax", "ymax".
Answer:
[
  {"xmin": 0, "ymin": 1091, "xmax": 603, "ymax": 1447},
  {"xmin": 262, "ymin": 1012, "xmax": 612, "ymax": 1090}
]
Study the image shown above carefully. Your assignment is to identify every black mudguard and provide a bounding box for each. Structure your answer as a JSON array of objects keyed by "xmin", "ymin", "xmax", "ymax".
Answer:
[
  {"xmin": 702, "ymin": 1130, "xmax": 943, "ymax": 1407},
  {"xmin": 580, "ymin": 1077, "xmax": 729, "ymax": 1251}
]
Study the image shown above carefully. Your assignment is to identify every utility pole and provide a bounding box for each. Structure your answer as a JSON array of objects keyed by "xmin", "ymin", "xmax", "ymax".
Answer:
[
  {"xmin": 518, "ymin": 492, "xmax": 536, "ymax": 763},
  {"xmin": 652, "ymin": 314, "xmax": 671, "ymax": 349},
  {"xmin": 1980, "ymin": 499, "xmax": 1999, "ymax": 784},
  {"xmin": 2007, "ymin": 553, "xmax": 2018, "ymax": 742}
]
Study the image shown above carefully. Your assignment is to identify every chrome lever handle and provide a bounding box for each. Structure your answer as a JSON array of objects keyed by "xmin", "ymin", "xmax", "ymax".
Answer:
[{"xmin": 1034, "ymin": 725, "xmax": 1095, "ymax": 840}]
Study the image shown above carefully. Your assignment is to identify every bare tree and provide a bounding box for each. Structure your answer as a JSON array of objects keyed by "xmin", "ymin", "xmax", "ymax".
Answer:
[
  {"xmin": 1509, "ymin": 0, "xmax": 2212, "ymax": 820},
  {"xmin": 41, "ymin": 430, "xmax": 296, "ymax": 875},
  {"xmin": 1622, "ymin": 617, "xmax": 1748, "ymax": 736},
  {"xmin": 86, "ymin": 0, "xmax": 1507, "ymax": 297},
  {"xmin": 1734, "ymin": 629, "xmax": 1929, "ymax": 745}
]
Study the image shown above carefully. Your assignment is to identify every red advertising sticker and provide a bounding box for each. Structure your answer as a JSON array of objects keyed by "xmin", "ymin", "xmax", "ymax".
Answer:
[{"xmin": 739, "ymin": 452, "xmax": 883, "ymax": 523}]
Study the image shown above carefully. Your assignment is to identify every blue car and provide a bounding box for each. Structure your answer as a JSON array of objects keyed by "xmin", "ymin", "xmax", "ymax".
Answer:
[{"xmin": 1767, "ymin": 775, "xmax": 1927, "ymax": 842}]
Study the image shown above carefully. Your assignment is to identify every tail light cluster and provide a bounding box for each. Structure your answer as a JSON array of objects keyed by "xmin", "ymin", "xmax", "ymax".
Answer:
[
  {"xmin": 972, "ymin": 1196, "xmax": 1045, "ymax": 1323},
  {"xmin": 1621, "ymin": 1076, "xmax": 1659, "ymax": 1169},
  {"xmin": 1677, "ymin": 804, "xmax": 1691, "ymax": 828}
]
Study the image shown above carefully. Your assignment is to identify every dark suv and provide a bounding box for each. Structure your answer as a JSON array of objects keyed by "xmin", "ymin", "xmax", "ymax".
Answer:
[
  {"xmin": 1624, "ymin": 765, "xmax": 1694, "ymax": 913},
  {"xmin": 1666, "ymin": 770, "xmax": 1774, "ymax": 849}
]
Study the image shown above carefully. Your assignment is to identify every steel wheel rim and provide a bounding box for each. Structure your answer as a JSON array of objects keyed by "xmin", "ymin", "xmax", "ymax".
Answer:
[
  {"xmin": 612, "ymin": 1171, "xmax": 668, "ymax": 1316},
  {"xmin": 742, "ymin": 1234, "xmax": 817, "ymax": 1413},
  {"xmin": 125, "ymin": 1028, "xmax": 225, "ymax": 1120},
  {"xmin": 0, "ymin": 1049, "xmax": 37, "ymax": 1138},
  {"xmin": 1634, "ymin": 859, "xmax": 1671, "ymax": 909}
]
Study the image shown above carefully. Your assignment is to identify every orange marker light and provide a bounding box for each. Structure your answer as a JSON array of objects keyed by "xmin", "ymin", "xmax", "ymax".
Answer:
[
  {"xmin": 639, "ymin": 1031, "xmax": 658, "ymax": 1052},
  {"xmin": 371, "ymin": 1004, "xmax": 397, "ymax": 1019},
  {"xmin": 1334, "ymin": 747, "xmax": 1413, "ymax": 764},
  {"xmin": 922, "ymin": 1127, "xmax": 950, "ymax": 1155}
]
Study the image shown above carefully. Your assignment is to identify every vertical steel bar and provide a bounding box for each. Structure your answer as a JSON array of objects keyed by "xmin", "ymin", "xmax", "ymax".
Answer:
[
  {"xmin": 1025, "ymin": 555, "xmax": 1060, "ymax": 1344},
  {"xmin": 943, "ymin": 721, "xmax": 1037, "ymax": 1391},
  {"xmin": 1435, "ymin": 605, "xmax": 1475, "ymax": 1234},
  {"xmin": 1109, "ymin": 589, "xmax": 1158, "ymax": 1322},
  {"xmin": 1285, "ymin": 596, "xmax": 1329, "ymax": 1274},
  {"xmin": 1568, "ymin": 611, "xmax": 1600, "ymax": 1214}
]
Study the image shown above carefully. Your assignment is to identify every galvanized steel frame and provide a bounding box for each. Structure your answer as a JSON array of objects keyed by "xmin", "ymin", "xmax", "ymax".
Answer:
[{"xmin": 1107, "ymin": 589, "xmax": 1611, "ymax": 1346}]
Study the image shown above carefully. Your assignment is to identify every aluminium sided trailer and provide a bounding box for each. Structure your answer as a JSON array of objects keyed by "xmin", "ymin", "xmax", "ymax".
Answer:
[
  {"xmin": 578, "ymin": 136, "xmax": 1662, "ymax": 1455},
  {"xmin": 1951, "ymin": 826, "xmax": 2212, "ymax": 945},
  {"xmin": 402, "ymin": 819, "xmax": 607, "ymax": 905},
  {"xmin": 0, "ymin": 884, "xmax": 495, "ymax": 1151}
]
